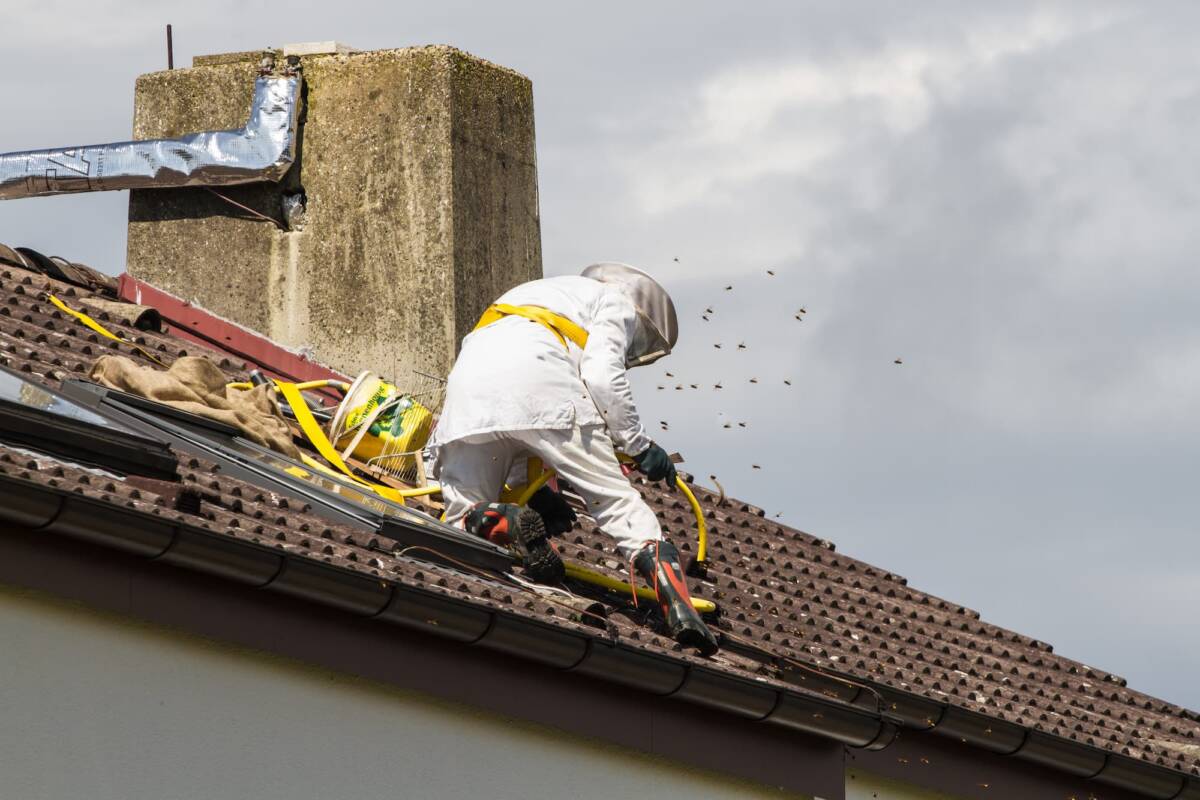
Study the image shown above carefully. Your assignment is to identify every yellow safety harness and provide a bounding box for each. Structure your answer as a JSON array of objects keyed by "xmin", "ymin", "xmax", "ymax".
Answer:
[
  {"xmin": 48, "ymin": 294, "xmax": 170, "ymax": 368},
  {"xmin": 474, "ymin": 303, "xmax": 589, "ymax": 350}
]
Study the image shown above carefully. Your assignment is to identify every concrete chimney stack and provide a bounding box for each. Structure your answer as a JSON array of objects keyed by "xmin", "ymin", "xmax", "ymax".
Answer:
[{"xmin": 126, "ymin": 45, "xmax": 542, "ymax": 379}]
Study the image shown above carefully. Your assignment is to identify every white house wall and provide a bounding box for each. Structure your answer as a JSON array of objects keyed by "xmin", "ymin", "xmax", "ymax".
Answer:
[
  {"xmin": 0, "ymin": 584, "xmax": 807, "ymax": 800},
  {"xmin": 846, "ymin": 769, "xmax": 969, "ymax": 800}
]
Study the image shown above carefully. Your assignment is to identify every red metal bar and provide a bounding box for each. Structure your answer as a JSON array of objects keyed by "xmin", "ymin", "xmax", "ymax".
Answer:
[{"xmin": 118, "ymin": 273, "xmax": 348, "ymax": 403}]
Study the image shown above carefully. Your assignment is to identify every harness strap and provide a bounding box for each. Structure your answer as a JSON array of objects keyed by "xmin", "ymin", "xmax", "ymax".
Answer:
[
  {"xmin": 49, "ymin": 294, "xmax": 170, "ymax": 368},
  {"xmin": 274, "ymin": 379, "xmax": 410, "ymax": 506},
  {"xmin": 474, "ymin": 303, "xmax": 589, "ymax": 350}
]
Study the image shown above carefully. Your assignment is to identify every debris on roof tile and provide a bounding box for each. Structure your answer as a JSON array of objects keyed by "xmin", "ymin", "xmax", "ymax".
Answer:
[{"xmin": 0, "ymin": 249, "xmax": 1196, "ymax": 779}]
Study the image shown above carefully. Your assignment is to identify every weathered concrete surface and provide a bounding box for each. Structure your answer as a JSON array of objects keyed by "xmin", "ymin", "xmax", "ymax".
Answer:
[{"xmin": 128, "ymin": 46, "xmax": 542, "ymax": 380}]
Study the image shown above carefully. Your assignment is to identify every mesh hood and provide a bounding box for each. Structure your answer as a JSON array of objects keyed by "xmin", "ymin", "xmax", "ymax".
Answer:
[{"xmin": 581, "ymin": 262, "xmax": 678, "ymax": 366}]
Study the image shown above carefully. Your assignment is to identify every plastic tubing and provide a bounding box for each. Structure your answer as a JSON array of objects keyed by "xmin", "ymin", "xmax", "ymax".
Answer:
[{"xmin": 564, "ymin": 563, "xmax": 716, "ymax": 613}]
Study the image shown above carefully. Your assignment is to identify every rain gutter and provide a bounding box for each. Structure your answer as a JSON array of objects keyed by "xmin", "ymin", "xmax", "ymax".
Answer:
[
  {"xmin": 2, "ymin": 470, "xmax": 1194, "ymax": 798},
  {"xmin": 812, "ymin": 671, "xmax": 1198, "ymax": 799},
  {"xmin": 0, "ymin": 471, "xmax": 895, "ymax": 752}
]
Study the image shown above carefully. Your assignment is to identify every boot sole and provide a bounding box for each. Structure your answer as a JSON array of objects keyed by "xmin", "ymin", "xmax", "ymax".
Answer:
[{"xmin": 514, "ymin": 508, "xmax": 565, "ymax": 584}]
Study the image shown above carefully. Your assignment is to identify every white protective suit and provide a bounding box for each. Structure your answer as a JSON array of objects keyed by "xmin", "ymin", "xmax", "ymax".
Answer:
[{"xmin": 430, "ymin": 275, "xmax": 664, "ymax": 559}]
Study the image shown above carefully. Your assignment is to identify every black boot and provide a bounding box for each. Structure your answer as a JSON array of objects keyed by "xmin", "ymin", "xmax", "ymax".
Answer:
[
  {"xmin": 632, "ymin": 540, "xmax": 719, "ymax": 656},
  {"xmin": 464, "ymin": 502, "xmax": 565, "ymax": 584}
]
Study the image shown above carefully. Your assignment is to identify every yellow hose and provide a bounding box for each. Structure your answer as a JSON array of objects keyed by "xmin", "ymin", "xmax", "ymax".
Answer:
[
  {"xmin": 675, "ymin": 478, "xmax": 708, "ymax": 564},
  {"xmin": 564, "ymin": 563, "xmax": 716, "ymax": 613},
  {"xmin": 293, "ymin": 379, "xmax": 351, "ymax": 392},
  {"xmin": 521, "ymin": 461, "xmax": 707, "ymax": 568},
  {"xmin": 514, "ymin": 458, "xmax": 711, "ymax": 604},
  {"xmin": 393, "ymin": 484, "xmax": 443, "ymax": 498},
  {"xmin": 227, "ymin": 379, "xmax": 350, "ymax": 392},
  {"xmin": 512, "ymin": 468, "xmax": 553, "ymax": 506},
  {"xmin": 613, "ymin": 452, "xmax": 708, "ymax": 568}
]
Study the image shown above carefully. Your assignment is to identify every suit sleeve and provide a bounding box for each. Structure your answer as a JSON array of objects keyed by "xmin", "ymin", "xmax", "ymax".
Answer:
[{"xmin": 579, "ymin": 293, "xmax": 652, "ymax": 457}]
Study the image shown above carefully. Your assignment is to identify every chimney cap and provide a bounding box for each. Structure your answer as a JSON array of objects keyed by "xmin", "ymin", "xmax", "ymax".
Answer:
[{"xmin": 281, "ymin": 41, "xmax": 361, "ymax": 57}]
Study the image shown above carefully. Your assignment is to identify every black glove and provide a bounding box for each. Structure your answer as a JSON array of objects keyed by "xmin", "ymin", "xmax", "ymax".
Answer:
[
  {"xmin": 527, "ymin": 485, "xmax": 577, "ymax": 536},
  {"xmin": 633, "ymin": 442, "xmax": 677, "ymax": 485}
]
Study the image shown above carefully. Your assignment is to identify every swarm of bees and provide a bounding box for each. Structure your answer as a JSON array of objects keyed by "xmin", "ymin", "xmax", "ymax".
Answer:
[{"xmin": 651, "ymin": 264, "xmax": 907, "ymax": 479}]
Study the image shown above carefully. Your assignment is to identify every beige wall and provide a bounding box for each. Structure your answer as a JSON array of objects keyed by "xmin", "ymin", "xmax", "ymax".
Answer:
[
  {"xmin": 846, "ymin": 768, "xmax": 968, "ymax": 800},
  {"xmin": 0, "ymin": 584, "xmax": 806, "ymax": 800}
]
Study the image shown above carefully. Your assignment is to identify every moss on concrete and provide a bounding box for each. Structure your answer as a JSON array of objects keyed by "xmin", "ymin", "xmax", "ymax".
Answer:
[{"xmin": 126, "ymin": 45, "xmax": 542, "ymax": 379}]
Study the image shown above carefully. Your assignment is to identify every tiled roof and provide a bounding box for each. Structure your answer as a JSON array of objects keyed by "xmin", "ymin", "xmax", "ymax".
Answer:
[{"xmin": 0, "ymin": 247, "xmax": 1197, "ymax": 791}]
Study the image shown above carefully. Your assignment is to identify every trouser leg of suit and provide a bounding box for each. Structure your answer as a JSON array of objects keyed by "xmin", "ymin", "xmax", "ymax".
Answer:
[
  {"xmin": 512, "ymin": 424, "xmax": 663, "ymax": 561},
  {"xmin": 437, "ymin": 433, "xmax": 519, "ymax": 528}
]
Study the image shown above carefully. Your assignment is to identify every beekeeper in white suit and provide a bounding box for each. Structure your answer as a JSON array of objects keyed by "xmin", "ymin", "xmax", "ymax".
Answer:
[{"xmin": 429, "ymin": 263, "xmax": 718, "ymax": 655}]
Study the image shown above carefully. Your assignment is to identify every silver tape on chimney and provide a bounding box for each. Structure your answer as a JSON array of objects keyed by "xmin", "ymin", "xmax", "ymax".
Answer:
[{"xmin": 0, "ymin": 75, "xmax": 300, "ymax": 200}]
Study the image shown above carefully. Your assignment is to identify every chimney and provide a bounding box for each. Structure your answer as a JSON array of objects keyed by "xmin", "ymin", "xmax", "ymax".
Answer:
[{"xmin": 126, "ymin": 44, "xmax": 542, "ymax": 379}]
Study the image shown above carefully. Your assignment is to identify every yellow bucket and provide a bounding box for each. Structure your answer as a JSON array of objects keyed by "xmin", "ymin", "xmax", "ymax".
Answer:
[{"xmin": 328, "ymin": 371, "xmax": 433, "ymax": 477}]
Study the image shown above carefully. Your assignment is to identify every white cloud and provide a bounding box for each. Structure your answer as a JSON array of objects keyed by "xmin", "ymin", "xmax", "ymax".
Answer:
[{"xmin": 622, "ymin": 8, "xmax": 1112, "ymax": 216}]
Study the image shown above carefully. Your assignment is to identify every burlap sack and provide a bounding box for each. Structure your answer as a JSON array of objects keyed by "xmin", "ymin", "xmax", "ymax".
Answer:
[{"xmin": 89, "ymin": 355, "xmax": 302, "ymax": 460}]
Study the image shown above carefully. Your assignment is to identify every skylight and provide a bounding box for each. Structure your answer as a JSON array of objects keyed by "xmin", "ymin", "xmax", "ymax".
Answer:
[{"xmin": 0, "ymin": 365, "xmax": 176, "ymax": 478}]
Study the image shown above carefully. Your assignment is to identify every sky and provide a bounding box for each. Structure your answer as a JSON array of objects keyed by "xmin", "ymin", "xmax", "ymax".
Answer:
[{"xmin": 1, "ymin": 1, "xmax": 1198, "ymax": 710}]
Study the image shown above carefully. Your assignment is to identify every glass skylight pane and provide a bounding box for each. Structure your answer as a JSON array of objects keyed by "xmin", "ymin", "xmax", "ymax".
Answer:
[
  {"xmin": 0, "ymin": 368, "xmax": 134, "ymax": 431},
  {"xmin": 222, "ymin": 436, "xmax": 445, "ymax": 529}
]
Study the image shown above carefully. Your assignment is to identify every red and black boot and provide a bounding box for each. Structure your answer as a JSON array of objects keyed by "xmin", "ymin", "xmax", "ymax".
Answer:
[
  {"xmin": 464, "ymin": 502, "xmax": 565, "ymax": 584},
  {"xmin": 632, "ymin": 539, "xmax": 719, "ymax": 656}
]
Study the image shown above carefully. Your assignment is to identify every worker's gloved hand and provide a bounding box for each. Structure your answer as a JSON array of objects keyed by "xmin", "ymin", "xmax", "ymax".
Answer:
[
  {"xmin": 633, "ymin": 442, "xmax": 677, "ymax": 485},
  {"xmin": 527, "ymin": 485, "xmax": 577, "ymax": 536}
]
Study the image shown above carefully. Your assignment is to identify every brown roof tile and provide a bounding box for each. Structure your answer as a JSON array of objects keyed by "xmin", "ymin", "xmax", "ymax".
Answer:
[{"xmin": 0, "ymin": 250, "xmax": 1196, "ymax": 779}]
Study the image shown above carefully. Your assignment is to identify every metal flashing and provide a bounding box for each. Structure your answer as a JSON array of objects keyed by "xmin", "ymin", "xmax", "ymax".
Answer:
[{"xmin": 117, "ymin": 274, "xmax": 347, "ymax": 398}]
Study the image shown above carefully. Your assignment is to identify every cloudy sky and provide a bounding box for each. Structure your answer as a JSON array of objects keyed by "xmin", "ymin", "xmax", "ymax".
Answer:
[{"xmin": 2, "ymin": 1, "xmax": 1198, "ymax": 709}]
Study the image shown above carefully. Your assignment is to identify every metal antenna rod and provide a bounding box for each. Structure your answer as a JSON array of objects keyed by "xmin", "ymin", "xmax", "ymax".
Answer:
[{"xmin": 166, "ymin": 24, "xmax": 174, "ymax": 70}]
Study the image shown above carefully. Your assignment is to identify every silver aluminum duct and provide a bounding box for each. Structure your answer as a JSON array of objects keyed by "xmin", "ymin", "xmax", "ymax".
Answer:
[{"xmin": 0, "ymin": 74, "xmax": 300, "ymax": 200}]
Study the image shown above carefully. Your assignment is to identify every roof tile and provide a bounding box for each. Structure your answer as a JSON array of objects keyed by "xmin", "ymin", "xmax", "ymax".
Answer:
[{"xmin": 0, "ymin": 250, "xmax": 1195, "ymax": 776}]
